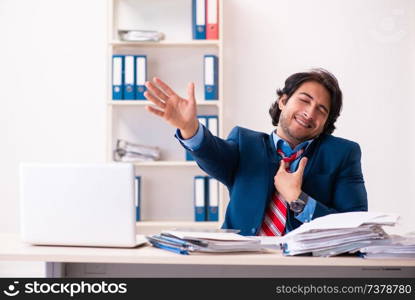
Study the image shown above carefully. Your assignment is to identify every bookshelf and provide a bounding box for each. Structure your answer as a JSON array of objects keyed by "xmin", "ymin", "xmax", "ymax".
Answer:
[
  {"xmin": 108, "ymin": 100, "xmax": 220, "ymax": 106},
  {"xmin": 107, "ymin": 0, "xmax": 225, "ymax": 233}
]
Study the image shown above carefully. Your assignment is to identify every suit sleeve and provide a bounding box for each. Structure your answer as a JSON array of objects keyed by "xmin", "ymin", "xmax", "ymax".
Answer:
[
  {"xmin": 313, "ymin": 142, "xmax": 368, "ymax": 218},
  {"xmin": 176, "ymin": 126, "xmax": 240, "ymax": 187}
]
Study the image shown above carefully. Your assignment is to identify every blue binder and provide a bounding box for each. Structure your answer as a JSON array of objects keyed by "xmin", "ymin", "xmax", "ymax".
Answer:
[
  {"xmin": 123, "ymin": 55, "xmax": 135, "ymax": 100},
  {"xmin": 207, "ymin": 177, "xmax": 219, "ymax": 221},
  {"xmin": 194, "ymin": 176, "xmax": 206, "ymax": 221},
  {"xmin": 135, "ymin": 55, "xmax": 147, "ymax": 100},
  {"xmin": 192, "ymin": 0, "xmax": 206, "ymax": 39},
  {"xmin": 186, "ymin": 116, "xmax": 208, "ymax": 161},
  {"xmin": 135, "ymin": 176, "xmax": 141, "ymax": 221},
  {"xmin": 204, "ymin": 55, "xmax": 218, "ymax": 100},
  {"xmin": 112, "ymin": 55, "xmax": 124, "ymax": 100},
  {"xmin": 206, "ymin": 115, "xmax": 219, "ymax": 137},
  {"xmin": 185, "ymin": 151, "xmax": 194, "ymax": 161}
]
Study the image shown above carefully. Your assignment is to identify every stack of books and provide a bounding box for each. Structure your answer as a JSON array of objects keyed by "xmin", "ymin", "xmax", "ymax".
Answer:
[
  {"xmin": 281, "ymin": 212, "xmax": 400, "ymax": 257},
  {"xmin": 114, "ymin": 139, "xmax": 160, "ymax": 162},
  {"xmin": 146, "ymin": 230, "xmax": 263, "ymax": 255}
]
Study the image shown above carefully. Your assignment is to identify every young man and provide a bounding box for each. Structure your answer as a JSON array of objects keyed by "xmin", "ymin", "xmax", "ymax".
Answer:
[{"xmin": 144, "ymin": 69, "xmax": 367, "ymax": 236}]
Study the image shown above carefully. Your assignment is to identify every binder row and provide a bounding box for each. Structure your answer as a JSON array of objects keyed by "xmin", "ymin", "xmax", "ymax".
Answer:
[
  {"xmin": 192, "ymin": 0, "xmax": 219, "ymax": 40},
  {"xmin": 112, "ymin": 54, "xmax": 218, "ymax": 100},
  {"xmin": 186, "ymin": 115, "xmax": 218, "ymax": 161},
  {"xmin": 194, "ymin": 176, "xmax": 219, "ymax": 222},
  {"xmin": 112, "ymin": 55, "xmax": 147, "ymax": 100}
]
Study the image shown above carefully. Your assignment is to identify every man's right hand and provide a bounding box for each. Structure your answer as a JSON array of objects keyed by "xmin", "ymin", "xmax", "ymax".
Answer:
[{"xmin": 144, "ymin": 77, "xmax": 199, "ymax": 139}]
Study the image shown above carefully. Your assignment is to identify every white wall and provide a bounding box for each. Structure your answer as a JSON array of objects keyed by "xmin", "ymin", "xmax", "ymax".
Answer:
[
  {"xmin": 0, "ymin": 0, "xmax": 107, "ymax": 276},
  {"xmin": 0, "ymin": 0, "xmax": 414, "ymax": 275},
  {"xmin": 0, "ymin": 0, "xmax": 107, "ymax": 233},
  {"xmin": 223, "ymin": 0, "xmax": 415, "ymax": 227}
]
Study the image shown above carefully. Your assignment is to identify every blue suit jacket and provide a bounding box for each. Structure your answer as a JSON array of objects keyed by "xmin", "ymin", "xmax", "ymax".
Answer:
[{"xmin": 178, "ymin": 126, "xmax": 368, "ymax": 236}]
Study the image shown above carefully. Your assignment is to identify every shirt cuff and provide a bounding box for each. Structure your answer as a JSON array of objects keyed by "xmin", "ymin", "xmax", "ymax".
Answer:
[
  {"xmin": 175, "ymin": 121, "xmax": 204, "ymax": 151},
  {"xmin": 294, "ymin": 196, "xmax": 317, "ymax": 223}
]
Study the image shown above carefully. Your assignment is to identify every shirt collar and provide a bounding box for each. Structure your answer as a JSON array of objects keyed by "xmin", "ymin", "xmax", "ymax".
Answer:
[{"xmin": 271, "ymin": 130, "xmax": 314, "ymax": 155}]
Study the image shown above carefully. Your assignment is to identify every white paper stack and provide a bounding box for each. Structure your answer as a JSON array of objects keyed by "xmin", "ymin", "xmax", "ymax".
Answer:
[
  {"xmin": 358, "ymin": 234, "xmax": 415, "ymax": 259},
  {"xmin": 119, "ymin": 30, "xmax": 165, "ymax": 42},
  {"xmin": 114, "ymin": 139, "xmax": 161, "ymax": 162},
  {"xmin": 281, "ymin": 212, "xmax": 400, "ymax": 257}
]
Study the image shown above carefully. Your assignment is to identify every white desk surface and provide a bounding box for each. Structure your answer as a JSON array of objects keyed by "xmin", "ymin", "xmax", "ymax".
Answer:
[{"xmin": 1, "ymin": 234, "xmax": 415, "ymax": 267}]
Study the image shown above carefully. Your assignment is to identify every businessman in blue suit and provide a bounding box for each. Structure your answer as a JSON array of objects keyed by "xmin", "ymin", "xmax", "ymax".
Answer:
[{"xmin": 144, "ymin": 69, "xmax": 367, "ymax": 236}]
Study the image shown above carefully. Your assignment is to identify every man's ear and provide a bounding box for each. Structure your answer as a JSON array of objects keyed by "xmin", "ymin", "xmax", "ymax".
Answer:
[{"xmin": 278, "ymin": 94, "xmax": 288, "ymax": 110}]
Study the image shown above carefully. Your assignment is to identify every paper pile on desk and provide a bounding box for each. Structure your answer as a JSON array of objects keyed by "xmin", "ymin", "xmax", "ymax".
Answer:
[
  {"xmin": 146, "ymin": 230, "xmax": 263, "ymax": 255},
  {"xmin": 358, "ymin": 233, "xmax": 415, "ymax": 259},
  {"xmin": 281, "ymin": 212, "xmax": 400, "ymax": 257}
]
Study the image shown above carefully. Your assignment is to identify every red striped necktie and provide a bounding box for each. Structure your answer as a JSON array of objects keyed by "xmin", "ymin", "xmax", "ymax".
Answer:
[{"xmin": 259, "ymin": 147, "xmax": 305, "ymax": 236}]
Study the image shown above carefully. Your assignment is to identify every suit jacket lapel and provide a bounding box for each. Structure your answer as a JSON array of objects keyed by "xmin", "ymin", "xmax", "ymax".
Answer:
[
  {"xmin": 302, "ymin": 134, "xmax": 324, "ymax": 182},
  {"xmin": 267, "ymin": 132, "xmax": 280, "ymax": 199}
]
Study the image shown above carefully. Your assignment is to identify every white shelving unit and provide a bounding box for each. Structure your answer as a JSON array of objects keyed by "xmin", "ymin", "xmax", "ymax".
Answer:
[
  {"xmin": 108, "ymin": 100, "xmax": 220, "ymax": 106},
  {"xmin": 107, "ymin": 0, "xmax": 226, "ymax": 234}
]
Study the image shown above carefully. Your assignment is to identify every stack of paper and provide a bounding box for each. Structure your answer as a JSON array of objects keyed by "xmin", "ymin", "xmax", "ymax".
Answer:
[
  {"xmin": 281, "ymin": 212, "xmax": 400, "ymax": 257},
  {"xmin": 114, "ymin": 139, "xmax": 161, "ymax": 162},
  {"xmin": 146, "ymin": 230, "xmax": 263, "ymax": 255},
  {"xmin": 119, "ymin": 30, "xmax": 165, "ymax": 42},
  {"xmin": 357, "ymin": 234, "xmax": 415, "ymax": 259}
]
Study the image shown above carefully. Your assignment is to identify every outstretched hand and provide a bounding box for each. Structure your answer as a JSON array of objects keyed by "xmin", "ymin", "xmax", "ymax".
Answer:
[{"xmin": 144, "ymin": 77, "xmax": 199, "ymax": 139}]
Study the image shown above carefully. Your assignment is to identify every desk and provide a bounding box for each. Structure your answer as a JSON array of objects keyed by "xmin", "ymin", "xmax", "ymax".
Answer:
[{"xmin": 1, "ymin": 234, "xmax": 414, "ymax": 278}]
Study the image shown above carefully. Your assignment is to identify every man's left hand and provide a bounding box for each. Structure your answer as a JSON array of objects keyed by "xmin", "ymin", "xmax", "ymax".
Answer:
[{"xmin": 274, "ymin": 157, "xmax": 308, "ymax": 203}]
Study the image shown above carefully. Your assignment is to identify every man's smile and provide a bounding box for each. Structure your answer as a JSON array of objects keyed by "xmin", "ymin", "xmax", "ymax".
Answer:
[{"xmin": 294, "ymin": 115, "xmax": 313, "ymax": 129}]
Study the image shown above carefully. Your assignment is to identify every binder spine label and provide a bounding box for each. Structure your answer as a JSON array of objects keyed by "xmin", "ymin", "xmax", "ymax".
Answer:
[
  {"xmin": 124, "ymin": 55, "xmax": 135, "ymax": 100},
  {"xmin": 112, "ymin": 55, "xmax": 124, "ymax": 100},
  {"xmin": 135, "ymin": 56, "xmax": 147, "ymax": 100}
]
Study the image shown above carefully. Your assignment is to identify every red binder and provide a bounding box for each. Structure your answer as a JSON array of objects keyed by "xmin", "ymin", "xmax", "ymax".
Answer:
[{"xmin": 206, "ymin": 0, "xmax": 218, "ymax": 40}]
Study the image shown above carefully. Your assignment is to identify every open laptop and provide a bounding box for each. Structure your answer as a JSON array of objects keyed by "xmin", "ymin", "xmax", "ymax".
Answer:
[{"xmin": 20, "ymin": 163, "xmax": 146, "ymax": 248}]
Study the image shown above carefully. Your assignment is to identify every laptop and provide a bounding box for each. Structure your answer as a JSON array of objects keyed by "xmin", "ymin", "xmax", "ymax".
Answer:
[{"xmin": 20, "ymin": 163, "xmax": 147, "ymax": 248}]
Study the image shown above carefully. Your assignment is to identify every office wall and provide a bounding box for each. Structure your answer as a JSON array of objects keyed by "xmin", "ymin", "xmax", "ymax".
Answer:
[
  {"xmin": 0, "ymin": 0, "xmax": 107, "ymax": 276},
  {"xmin": 0, "ymin": 0, "xmax": 414, "ymax": 275},
  {"xmin": 223, "ymin": 0, "xmax": 415, "ymax": 229},
  {"xmin": 0, "ymin": 0, "xmax": 107, "ymax": 233}
]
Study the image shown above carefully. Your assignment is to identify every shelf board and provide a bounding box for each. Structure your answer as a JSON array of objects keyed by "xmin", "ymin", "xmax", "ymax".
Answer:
[
  {"xmin": 108, "ymin": 100, "xmax": 219, "ymax": 106},
  {"xmin": 132, "ymin": 161, "xmax": 198, "ymax": 167},
  {"xmin": 110, "ymin": 40, "xmax": 220, "ymax": 47}
]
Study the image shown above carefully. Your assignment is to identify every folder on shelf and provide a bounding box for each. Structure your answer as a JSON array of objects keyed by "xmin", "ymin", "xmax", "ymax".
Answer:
[
  {"xmin": 112, "ymin": 55, "xmax": 124, "ymax": 100},
  {"xmin": 192, "ymin": 0, "xmax": 206, "ymax": 39},
  {"xmin": 206, "ymin": 0, "xmax": 219, "ymax": 40},
  {"xmin": 135, "ymin": 55, "xmax": 147, "ymax": 100},
  {"xmin": 186, "ymin": 116, "xmax": 208, "ymax": 161},
  {"xmin": 204, "ymin": 55, "xmax": 218, "ymax": 100},
  {"xmin": 207, "ymin": 177, "xmax": 219, "ymax": 221},
  {"xmin": 198, "ymin": 115, "xmax": 208, "ymax": 130},
  {"xmin": 123, "ymin": 55, "xmax": 135, "ymax": 100},
  {"xmin": 194, "ymin": 176, "xmax": 207, "ymax": 221},
  {"xmin": 206, "ymin": 115, "xmax": 218, "ymax": 136},
  {"xmin": 135, "ymin": 176, "xmax": 141, "ymax": 221}
]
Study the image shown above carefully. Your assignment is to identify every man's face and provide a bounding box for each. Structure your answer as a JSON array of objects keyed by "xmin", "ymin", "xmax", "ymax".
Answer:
[{"xmin": 278, "ymin": 81, "xmax": 330, "ymax": 145}]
